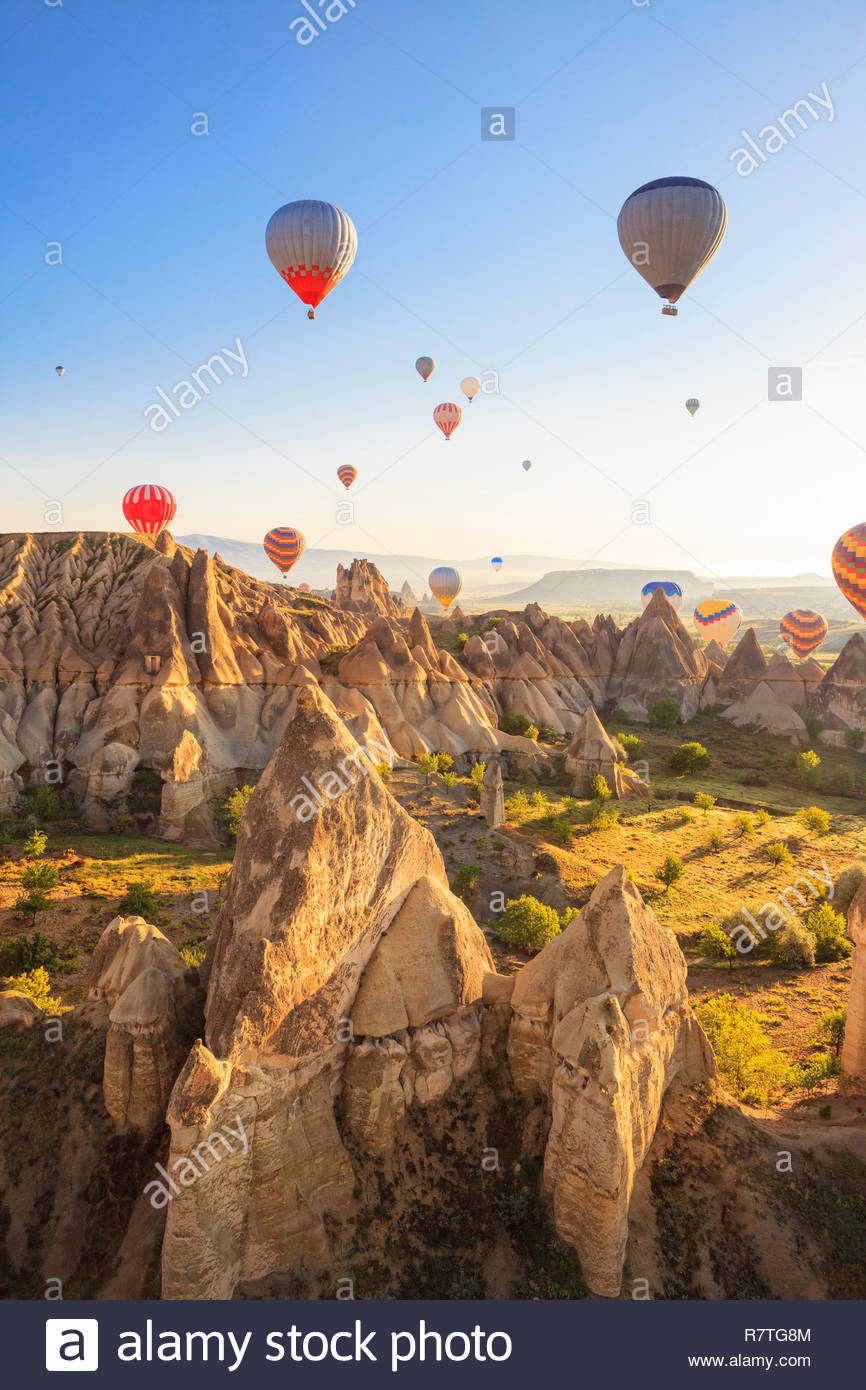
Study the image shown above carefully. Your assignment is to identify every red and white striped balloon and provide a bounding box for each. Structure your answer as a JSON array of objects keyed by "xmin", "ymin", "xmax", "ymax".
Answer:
[
  {"xmin": 433, "ymin": 402, "xmax": 462, "ymax": 440},
  {"xmin": 122, "ymin": 484, "xmax": 176, "ymax": 537}
]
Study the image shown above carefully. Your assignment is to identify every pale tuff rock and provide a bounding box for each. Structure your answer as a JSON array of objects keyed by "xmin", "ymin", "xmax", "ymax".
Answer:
[
  {"xmin": 87, "ymin": 916, "xmax": 188, "ymax": 1004},
  {"xmin": 0, "ymin": 990, "xmax": 43, "ymax": 1029},
  {"xmin": 564, "ymin": 707, "xmax": 651, "ymax": 799},
  {"xmin": 702, "ymin": 638, "xmax": 728, "ymax": 667},
  {"xmin": 607, "ymin": 587, "xmax": 706, "ymax": 718},
  {"xmin": 479, "ymin": 757, "xmax": 505, "ymax": 827},
  {"xmin": 811, "ymin": 633, "xmax": 866, "ymax": 735},
  {"xmin": 508, "ymin": 866, "xmax": 714, "ymax": 1297},
  {"xmin": 716, "ymin": 627, "xmax": 767, "ymax": 701},
  {"xmin": 721, "ymin": 682, "xmax": 807, "ymax": 739},
  {"xmin": 841, "ymin": 881, "xmax": 866, "ymax": 1090}
]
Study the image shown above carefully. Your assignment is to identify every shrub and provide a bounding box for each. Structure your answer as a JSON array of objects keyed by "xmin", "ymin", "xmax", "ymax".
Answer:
[
  {"xmin": 834, "ymin": 862, "xmax": 866, "ymax": 916},
  {"xmin": 454, "ymin": 863, "xmax": 479, "ymax": 894},
  {"xmin": 118, "ymin": 879, "xmax": 159, "ymax": 919},
  {"xmin": 552, "ymin": 819, "xmax": 574, "ymax": 848},
  {"xmin": 587, "ymin": 773, "xmax": 612, "ymax": 801},
  {"xmin": 695, "ymin": 994, "xmax": 794, "ymax": 1105},
  {"xmin": 648, "ymin": 698, "xmax": 680, "ymax": 730},
  {"xmin": 561, "ymin": 796, "xmax": 580, "ymax": 815},
  {"xmin": 494, "ymin": 895, "xmax": 561, "ymax": 951},
  {"xmin": 505, "ymin": 790, "xmax": 530, "ymax": 820},
  {"xmin": 375, "ymin": 762, "xmax": 391, "ymax": 782},
  {"xmin": 755, "ymin": 808, "xmax": 770, "ymax": 827},
  {"xmin": 180, "ymin": 942, "xmax": 207, "ymax": 969},
  {"xmin": 618, "ymin": 733, "xmax": 644, "ymax": 760},
  {"xmin": 796, "ymin": 805, "xmax": 830, "ymax": 834},
  {"xmin": 468, "ymin": 762, "xmax": 487, "ymax": 795},
  {"xmin": 441, "ymin": 772, "xmax": 458, "ymax": 789},
  {"xmin": 0, "ymin": 932, "xmax": 59, "ymax": 976},
  {"xmin": 806, "ymin": 902, "xmax": 853, "ymax": 962},
  {"xmin": 584, "ymin": 802, "xmax": 620, "ymax": 832},
  {"xmin": 1, "ymin": 966, "xmax": 63, "ymax": 1014},
  {"xmin": 679, "ymin": 808, "xmax": 693, "ymax": 824},
  {"xmin": 669, "ymin": 741, "xmax": 711, "ymax": 774},
  {"xmin": 22, "ymin": 829, "xmax": 48, "ymax": 859},
  {"xmin": 500, "ymin": 707, "xmax": 530, "ymax": 737},
  {"xmin": 843, "ymin": 728, "xmax": 864, "ymax": 750},
  {"xmin": 794, "ymin": 749, "xmax": 821, "ymax": 791},
  {"xmin": 773, "ymin": 919, "xmax": 816, "ymax": 968},
  {"xmin": 797, "ymin": 1052, "xmax": 840, "ymax": 1092},
  {"xmin": 456, "ymin": 633, "xmax": 468, "ymax": 651},
  {"xmin": 655, "ymin": 854, "xmax": 684, "ymax": 890},
  {"xmin": 817, "ymin": 1007, "xmax": 847, "ymax": 1056},
  {"xmin": 830, "ymin": 764, "xmax": 855, "ymax": 795},
  {"xmin": 699, "ymin": 922, "xmax": 736, "ymax": 970},
  {"xmin": 524, "ymin": 724, "xmax": 540, "ymax": 743},
  {"xmin": 25, "ymin": 787, "xmax": 63, "ymax": 823},
  {"xmin": 437, "ymin": 753, "xmax": 454, "ymax": 773},
  {"xmin": 694, "ymin": 792, "xmax": 716, "ymax": 813},
  {"xmin": 706, "ymin": 829, "xmax": 723, "ymax": 853},
  {"xmin": 765, "ymin": 841, "xmax": 792, "ymax": 866},
  {"xmin": 218, "ymin": 785, "xmax": 255, "ymax": 835},
  {"xmin": 735, "ymin": 813, "xmax": 755, "ymax": 837},
  {"xmin": 22, "ymin": 862, "xmax": 58, "ymax": 894}
]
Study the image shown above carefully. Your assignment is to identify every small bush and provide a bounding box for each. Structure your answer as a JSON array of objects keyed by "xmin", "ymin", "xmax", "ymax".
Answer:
[
  {"xmin": 584, "ymin": 802, "xmax": 620, "ymax": 833},
  {"xmin": 524, "ymin": 724, "xmax": 540, "ymax": 743},
  {"xmin": 696, "ymin": 994, "xmax": 795, "ymax": 1105},
  {"xmin": 618, "ymin": 733, "xmax": 644, "ymax": 760},
  {"xmin": 22, "ymin": 829, "xmax": 48, "ymax": 859},
  {"xmin": 587, "ymin": 773, "xmax": 612, "ymax": 801},
  {"xmin": 500, "ymin": 707, "xmax": 531, "ymax": 737},
  {"xmin": 494, "ymin": 895, "xmax": 561, "ymax": 951},
  {"xmin": 755, "ymin": 808, "xmax": 770, "ymax": 826},
  {"xmin": 706, "ymin": 829, "xmax": 723, "ymax": 853},
  {"xmin": 834, "ymin": 862, "xmax": 866, "ymax": 916},
  {"xmin": 794, "ymin": 749, "xmax": 821, "ymax": 791},
  {"xmin": 655, "ymin": 854, "xmax": 684, "ymax": 889},
  {"xmin": 817, "ymin": 1007, "xmax": 847, "ymax": 1056},
  {"xmin": 669, "ymin": 741, "xmax": 711, "ymax": 774},
  {"xmin": 25, "ymin": 787, "xmax": 63, "ymax": 823},
  {"xmin": 0, "ymin": 932, "xmax": 59, "ymax": 976},
  {"xmin": 765, "ymin": 841, "xmax": 792, "ymax": 866},
  {"xmin": 456, "ymin": 633, "xmax": 468, "ymax": 651},
  {"xmin": 375, "ymin": 762, "xmax": 391, "ymax": 782},
  {"xmin": 505, "ymin": 790, "xmax": 530, "ymax": 820},
  {"xmin": 21, "ymin": 862, "xmax": 58, "ymax": 894},
  {"xmin": 1, "ymin": 966, "xmax": 63, "ymax": 1014},
  {"xmin": 796, "ymin": 805, "xmax": 830, "ymax": 834},
  {"xmin": 468, "ymin": 762, "xmax": 487, "ymax": 797},
  {"xmin": 843, "ymin": 728, "xmax": 864, "ymax": 750},
  {"xmin": 735, "ymin": 813, "xmax": 755, "ymax": 837},
  {"xmin": 679, "ymin": 808, "xmax": 693, "ymax": 824},
  {"xmin": 454, "ymin": 863, "xmax": 479, "ymax": 894},
  {"xmin": 830, "ymin": 764, "xmax": 855, "ymax": 795},
  {"xmin": 218, "ymin": 785, "xmax": 255, "ymax": 835},
  {"xmin": 648, "ymin": 698, "xmax": 680, "ymax": 730},
  {"xmin": 441, "ymin": 772, "xmax": 458, "ymax": 789},
  {"xmin": 437, "ymin": 753, "xmax": 454, "ymax": 773},
  {"xmin": 180, "ymin": 942, "xmax": 207, "ymax": 969},
  {"xmin": 699, "ymin": 922, "xmax": 736, "ymax": 970},
  {"xmin": 694, "ymin": 792, "xmax": 716, "ymax": 813},
  {"xmin": 118, "ymin": 879, "xmax": 159, "ymax": 919},
  {"xmin": 806, "ymin": 902, "xmax": 853, "ymax": 962},
  {"xmin": 797, "ymin": 1052, "xmax": 840, "ymax": 1092},
  {"xmin": 773, "ymin": 919, "xmax": 816, "ymax": 968},
  {"xmin": 552, "ymin": 819, "xmax": 574, "ymax": 848}
]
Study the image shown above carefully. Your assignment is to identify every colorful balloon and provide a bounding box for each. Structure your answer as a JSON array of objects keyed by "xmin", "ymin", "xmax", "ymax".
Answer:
[
  {"xmin": 617, "ymin": 177, "xmax": 727, "ymax": 316},
  {"xmin": 415, "ymin": 356, "xmax": 435, "ymax": 381},
  {"xmin": 55, "ymin": 366, "xmax": 65, "ymax": 376},
  {"xmin": 298, "ymin": 582, "xmax": 311, "ymax": 593},
  {"xmin": 122, "ymin": 484, "xmax": 176, "ymax": 538},
  {"xmin": 461, "ymin": 376, "xmax": 481, "ymax": 403},
  {"xmin": 641, "ymin": 580, "xmax": 683, "ymax": 612},
  {"xmin": 265, "ymin": 200, "xmax": 357, "ymax": 319},
  {"xmin": 491, "ymin": 556, "xmax": 503, "ymax": 572},
  {"xmin": 694, "ymin": 598, "xmax": 742, "ymax": 647},
  {"xmin": 428, "ymin": 566, "xmax": 463, "ymax": 611},
  {"xmin": 780, "ymin": 609, "xmax": 828, "ymax": 659},
  {"xmin": 522, "ymin": 459, "xmax": 532, "ymax": 472},
  {"xmin": 685, "ymin": 398, "xmax": 700, "ymax": 416},
  {"xmin": 433, "ymin": 402, "xmax": 462, "ymax": 440},
  {"xmin": 264, "ymin": 527, "xmax": 306, "ymax": 576},
  {"xmin": 832, "ymin": 523, "xmax": 866, "ymax": 622},
  {"xmin": 337, "ymin": 465, "xmax": 357, "ymax": 490}
]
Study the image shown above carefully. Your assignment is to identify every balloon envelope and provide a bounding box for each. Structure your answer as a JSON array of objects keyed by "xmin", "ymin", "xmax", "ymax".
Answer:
[
  {"xmin": 428, "ymin": 566, "xmax": 463, "ymax": 611},
  {"xmin": 641, "ymin": 580, "xmax": 683, "ymax": 612},
  {"xmin": 264, "ymin": 527, "xmax": 306, "ymax": 575},
  {"xmin": 265, "ymin": 200, "xmax": 357, "ymax": 318},
  {"xmin": 694, "ymin": 598, "xmax": 742, "ymax": 647},
  {"xmin": 832, "ymin": 523, "xmax": 866, "ymax": 622},
  {"xmin": 298, "ymin": 583, "xmax": 311, "ymax": 592},
  {"xmin": 122, "ymin": 483, "xmax": 176, "ymax": 538},
  {"xmin": 337, "ymin": 465, "xmax": 357, "ymax": 489},
  {"xmin": 491, "ymin": 556, "xmax": 503, "ymax": 572},
  {"xmin": 780, "ymin": 609, "xmax": 827, "ymax": 659},
  {"xmin": 55, "ymin": 366, "xmax": 64, "ymax": 376},
  {"xmin": 461, "ymin": 376, "xmax": 481, "ymax": 402},
  {"xmin": 521, "ymin": 459, "xmax": 532, "ymax": 472},
  {"xmin": 433, "ymin": 402, "xmax": 462, "ymax": 440},
  {"xmin": 415, "ymin": 356, "xmax": 435, "ymax": 381},
  {"xmin": 685, "ymin": 398, "xmax": 700, "ymax": 415},
  {"xmin": 617, "ymin": 177, "xmax": 727, "ymax": 314}
]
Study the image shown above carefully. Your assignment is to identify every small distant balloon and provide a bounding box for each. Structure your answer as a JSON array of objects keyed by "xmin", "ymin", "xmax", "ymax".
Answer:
[
  {"xmin": 428, "ymin": 565, "xmax": 463, "ymax": 611},
  {"xmin": 832, "ymin": 523, "xmax": 866, "ymax": 622},
  {"xmin": 641, "ymin": 580, "xmax": 683, "ymax": 612},
  {"xmin": 693, "ymin": 598, "xmax": 742, "ymax": 647},
  {"xmin": 491, "ymin": 556, "xmax": 503, "ymax": 572},
  {"xmin": 55, "ymin": 366, "xmax": 64, "ymax": 376},
  {"xmin": 461, "ymin": 376, "xmax": 481, "ymax": 403},
  {"xmin": 521, "ymin": 459, "xmax": 532, "ymax": 472},
  {"xmin": 264, "ymin": 526, "xmax": 306, "ymax": 576},
  {"xmin": 415, "ymin": 356, "xmax": 435, "ymax": 382},
  {"xmin": 337, "ymin": 465, "xmax": 357, "ymax": 490},
  {"xmin": 433, "ymin": 402, "xmax": 462, "ymax": 440},
  {"xmin": 122, "ymin": 484, "xmax": 176, "ymax": 538},
  {"xmin": 780, "ymin": 609, "xmax": 827, "ymax": 660},
  {"xmin": 685, "ymin": 398, "xmax": 700, "ymax": 416},
  {"xmin": 298, "ymin": 582, "xmax": 311, "ymax": 592}
]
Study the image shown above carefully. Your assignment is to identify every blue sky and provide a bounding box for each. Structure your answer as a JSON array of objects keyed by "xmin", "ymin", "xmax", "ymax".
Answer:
[{"xmin": 2, "ymin": 0, "xmax": 865, "ymax": 581}]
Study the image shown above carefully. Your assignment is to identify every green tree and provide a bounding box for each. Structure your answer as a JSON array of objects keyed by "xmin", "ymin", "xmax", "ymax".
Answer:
[
  {"xmin": 695, "ymin": 994, "xmax": 795, "ymax": 1105},
  {"xmin": 773, "ymin": 919, "xmax": 816, "ymax": 968},
  {"xmin": 655, "ymin": 854, "xmax": 684, "ymax": 890},
  {"xmin": 817, "ymin": 1007, "xmax": 847, "ymax": 1056},
  {"xmin": 219, "ymin": 785, "xmax": 255, "ymax": 835},
  {"xmin": 618, "ymin": 733, "xmax": 644, "ymax": 760},
  {"xmin": 454, "ymin": 863, "xmax": 479, "ymax": 896},
  {"xmin": 418, "ymin": 753, "xmax": 438, "ymax": 784},
  {"xmin": 735, "ymin": 812, "xmax": 755, "ymax": 837},
  {"xmin": 648, "ymin": 698, "xmax": 680, "ymax": 730},
  {"xmin": 1, "ymin": 966, "xmax": 64, "ymax": 1013},
  {"xmin": 706, "ymin": 829, "xmax": 723, "ymax": 853},
  {"xmin": 669, "ymin": 741, "xmax": 711, "ymax": 774},
  {"xmin": 794, "ymin": 749, "xmax": 822, "ymax": 791},
  {"xmin": 441, "ymin": 771, "xmax": 458, "ymax": 789},
  {"xmin": 796, "ymin": 805, "xmax": 830, "ymax": 834},
  {"xmin": 552, "ymin": 818, "xmax": 574, "ymax": 847},
  {"xmin": 524, "ymin": 724, "xmax": 540, "ymax": 743},
  {"xmin": 437, "ymin": 753, "xmax": 454, "ymax": 773},
  {"xmin": 806, "ymin": 902, "xmax": 853, "ymax": 963},
  {"xmin": 26, "ymin": 787, "xmax": 63, "ymax": 823},
  {"xmin": 494, "ymin": 895, "xmax": 561, "ymax": 951},
  {"xmin": 21, "ymin": 862, "xmax": 58, "ymax": 894},
  {"xmin": 765, "ymin": 841, "xmax": 792, "ymax": 866},
  {"xmin": 22, "ymin": 829, "xmax": 48, "ymax": 859},
  {"xmin": 843, "ymin": 728, "xmax": 864, "ymax": 750},
  {"xmin": 468, "ymin": 762, "xmax": 487, "ymax": 797},
  {"xmin": 699, "ymin": 922, "xmax": 737, "ymax": 971},
  {"xmin": 14, "ymin": 889, "xmax": 53, "ymax": 925},
  {"xmin": 694, "ymin": 792, "xmax": 716, "ymax": 813},
  {"xmin": 587, "ymin": 773, "xmax": 612, "ymax": 801},
  {"xmin": 118, "ymin": 879, "xmax": 159, "ymax": 919},
  {"xmin": 830, "ymin": 764, "xmax": 855, "ymax": 795}
]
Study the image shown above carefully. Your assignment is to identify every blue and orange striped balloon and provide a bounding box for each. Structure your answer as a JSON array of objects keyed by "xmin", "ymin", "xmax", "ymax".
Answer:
[
  {"xmin": 263, "ymin": 527, "xmax": 306, "ymax": 576},
  {"xmin": 780, "ymin": 609, "xmax": 827, "ymax": 660},
  {"xmin": 832, "ymin": 523, "xmax": 866, "ymax": 622},
  {"xmin": 337, "ymin": 465, "xmax": 357, "ymax": 490}
]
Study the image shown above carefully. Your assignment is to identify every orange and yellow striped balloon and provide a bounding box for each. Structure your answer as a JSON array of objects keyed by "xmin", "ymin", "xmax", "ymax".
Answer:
[
  {"xmin": 780, "ymin": 609, "xmax": 827, "ymax": 660},
  {"xmin": 832, "ymin": 523, "xmax": 866, "ymax": 622},
  {"xmin": 263, "ymin": 527, "xmax": 305, "ymax": 576},
  {"xmin": 337, "ymin": 465, "xmax": 357, "ymax": 489}
]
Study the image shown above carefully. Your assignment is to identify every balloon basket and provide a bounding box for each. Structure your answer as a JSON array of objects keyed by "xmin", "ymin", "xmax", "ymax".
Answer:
[{"xmin": 662, "ymin": 304, "xmax": 678, "ymax": 316}]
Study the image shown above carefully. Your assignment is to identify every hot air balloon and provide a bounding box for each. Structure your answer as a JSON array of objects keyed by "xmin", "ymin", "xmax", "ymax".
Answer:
[
  {"xmin": 265, "ymin": 200, "xmax": 357, "ymax": 320},
  {"xmin": 461, "ymin": 376, "xmax": 481, "ymax": 403},
  {"xmin": 415, "ymin": 356, "xmax": 435, "ymax": 382},
  {"xmin": 685, "ymin": 398, "xmax": 700, "ymax": 416},
  {"xmin": 298, "ymin": 582, "xmax": 311, "ymax": 593},
  {"xmin": 780, "ymin": 609, "xmax": 828, "ymax": 660},
  {"xmin": 337, "ymin": 465, "xmax": 357, "ymax": 490},
  {"xmin": 264, "ymin": 527, "xmax": 306, "ymax": 576},
  {"xmin": 617, "ymin": 177, "xmax": 727, "ymax": 316},
  {"xmin": 491, "ymin": 556, "xmax": 503, "ymax": 573},
  {"xmin": 694, "ymin": 598, "xmax": 742, "ymax": 648},
  {"xmin": 522, "ymin": 459, "xmax": 532, "ymax": 472},
  {"xmin": 122, "ymin": 484, "xmax": 176, "ymax": 538},
  {"xmin": 55, "ymin": 366, "xmax": 65, "ymax": 377},
  {"xmin": 433, "ymin": 402, "xmax": 462, "ymax": 440},
  {"xmin": 832, "ymin": 523, "xmax": 866, "ymax": 622},
  {"xmin": 641, "ymin": 580, "xmax": 683, "ymax": 612},
  {"xmin": 428, "ymin": 566, "xmax": 463, "ymax": 611}
]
